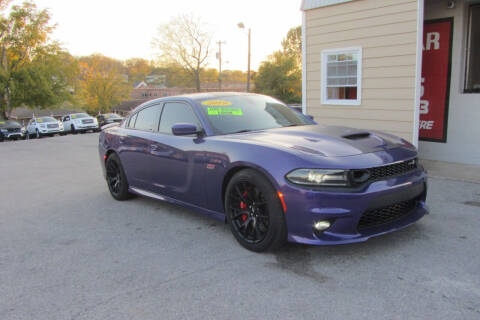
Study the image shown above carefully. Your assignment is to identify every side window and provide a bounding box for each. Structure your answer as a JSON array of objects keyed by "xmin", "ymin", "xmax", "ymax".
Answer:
[
  {"xmin": 133, "ymin": 105, "xmax": 162, "ymax": 131},
  {"xmin": 159, "ymin": 102, "xmax": 201, "ymax": 134},
  {"xmin": 127, "ymin": 112, "xmax": 138, "ymax": 128}
]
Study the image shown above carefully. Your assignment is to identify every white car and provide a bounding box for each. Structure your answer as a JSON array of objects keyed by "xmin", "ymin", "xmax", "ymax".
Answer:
[
  {"xmin": 62, "ymin": 113, "xmax": 99, "ymax": 134},
  {"xmin": 26, "ymin": 116, "xmax": 64, "ymax": 138}
]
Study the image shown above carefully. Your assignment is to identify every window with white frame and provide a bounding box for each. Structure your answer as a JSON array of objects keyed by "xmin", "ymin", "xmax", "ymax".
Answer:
[{"xmin": 321, "ymin": 47, "xmax": 362, "ymax": 105}]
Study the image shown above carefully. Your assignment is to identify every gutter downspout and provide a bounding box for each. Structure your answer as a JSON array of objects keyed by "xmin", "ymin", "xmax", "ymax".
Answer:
[
  {"xmin": 413, "ymin": 0, "xmax": 425, "ymax": 147},
  {"xmin": 302, "ymin": 10, "xmax": 307, "ymax": 115}
]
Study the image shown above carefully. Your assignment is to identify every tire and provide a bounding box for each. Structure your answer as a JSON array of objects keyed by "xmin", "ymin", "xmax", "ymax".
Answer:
[
  {"xmin": 71, "ymin": 125, "xmax": 77, "ymax": 134},
  {"xmin": 105, "ymin": 153, "xmax": 133, "ymax": 201},
  {"xmin": 35, "ymin": 129, "xmax": 41, "ymax": 139},
  {"xmin": 225, "ymin": 169, "xmax": 287, "ymax": 252}
]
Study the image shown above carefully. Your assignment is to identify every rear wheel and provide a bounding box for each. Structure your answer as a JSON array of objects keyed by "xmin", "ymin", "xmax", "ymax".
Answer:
[
  {"xmin": 225, "ymin": 169, "xmax": 287, "ymax": 252},
  {"xmin": 106, "ymin": 153, "xmax": 133, "ymax": 201}
]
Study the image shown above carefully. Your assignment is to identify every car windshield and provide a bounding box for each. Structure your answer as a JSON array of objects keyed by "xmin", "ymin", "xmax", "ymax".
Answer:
[
  {"xmin": 197, "ymin": 95, "xmax": 315, "ymax": 135},
  {"xmin": 104, "ymin": 113, "xmax": 121, "ymax": 119},
  {"xmin": 0, "ymin": 120, "xmax": 21, "ymax": 127},
  {"xmin": 37, "ymin": 117, "xmax": 57, "ymax": 123},
  {"xmin": 71, "ymin": 113, "xmax": 89, "ymax": 119}
]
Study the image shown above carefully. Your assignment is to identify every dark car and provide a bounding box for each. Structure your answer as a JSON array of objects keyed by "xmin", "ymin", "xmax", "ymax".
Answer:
[
  {"xmin": 98, "ymin": 92, "xmax": 428, "ymax": 252},
  {"xmin": 97, "ymin": 113, "xmax": 124, "ymax": 128},
  {"xmin": 0, "ymin": 120, "xmax": 25, "ymax": 141}
]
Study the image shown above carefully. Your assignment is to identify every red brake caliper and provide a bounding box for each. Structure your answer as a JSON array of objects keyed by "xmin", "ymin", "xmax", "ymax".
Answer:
[{"xmin": 240, "ymin": 191, "xmax": 248, "ymax": 221}]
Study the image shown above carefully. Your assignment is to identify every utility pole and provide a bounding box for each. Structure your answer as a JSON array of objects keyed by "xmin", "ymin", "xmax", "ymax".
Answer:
[
  {"xmin": 216, "ymin": 41, "xmax": 226, "ymax": 90},
  {"xmin": 247, "ymin": 28, "xmax": 251, "ymax": 92},
  {"xmin": 237, "ymin": 22, "xmax": 251, "ymax": 92}
]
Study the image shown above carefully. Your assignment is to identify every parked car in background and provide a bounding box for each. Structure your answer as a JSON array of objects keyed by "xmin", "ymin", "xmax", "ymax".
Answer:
[
  {"xmin": 62, "ymin": 113, "xmax": 99, "ymax": 134},
  {"xmin": 26, "ymin": 116, "xmax": 64, "ymax": 138},
  {"xmin": 0, "ymin": 119, "xmax": 25, "ymax": 141},
  {"xmin": 99, "ymin": 92, "xmax": 428, "ymax": 252},
  {"xmin": 97, "ymin": 113, "xmax": 124, "ymax": 128}
]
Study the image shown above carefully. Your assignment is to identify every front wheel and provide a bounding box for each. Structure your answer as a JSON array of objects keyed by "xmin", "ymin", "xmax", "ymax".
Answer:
[
  {"xmin": 225, "ymin": 169, "xmax": 287, "ymax": 252},
  {"xmin": 106, "ymin": 153, "xmax": 133, "ymax": 201},
  {"xmin": 35, "ymin": 130, "xmax": 41, "ymax": 139}
]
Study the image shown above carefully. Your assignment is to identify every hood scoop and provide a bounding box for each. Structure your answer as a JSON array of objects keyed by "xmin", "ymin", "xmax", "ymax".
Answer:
[{"xmin": 342, "ymin": 132, "xmax": 371, "ymax": 140}]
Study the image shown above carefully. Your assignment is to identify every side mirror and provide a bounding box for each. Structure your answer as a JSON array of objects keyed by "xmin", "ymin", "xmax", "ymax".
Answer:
[{"xmin": 172, "ymin": 123, "xmax": 201, "ymax": 136}]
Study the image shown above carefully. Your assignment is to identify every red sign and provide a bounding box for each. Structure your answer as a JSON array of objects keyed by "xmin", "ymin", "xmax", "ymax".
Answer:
[{"xmin": 420, "ymin": 18, "xmax": 453, "ymax": 142}]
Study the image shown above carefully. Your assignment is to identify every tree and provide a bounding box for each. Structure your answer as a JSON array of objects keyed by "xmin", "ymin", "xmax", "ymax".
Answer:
[
  {"xmin": 281, "ymin": 26, "xmax": 301, "ymax": 66},
  {"xmin": 255, "ymin": 51, "xmax": 301, "ymax": 103},
  {"xmin": 77, "ymin": 54, "xmax": 130, "ymax": 114},
  {"xmin": 152, "ymin": 14, "xmax": 212, "ymax": 91},
  {"xmin": 0, "ymin": 1, "xmax": 76, "ymax": 119},
  {"xmin": 254, "ymin": 26, "xmax": 302, "ymax": 104},
  {"xmin": 125, "ymin": 58, "xmax": 154, "ymax": 84}
]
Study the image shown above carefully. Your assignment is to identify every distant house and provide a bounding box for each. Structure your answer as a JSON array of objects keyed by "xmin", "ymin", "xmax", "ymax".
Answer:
[{"xmin": 133, "ymin": 81, "xmax": 148, "ymax": 89}]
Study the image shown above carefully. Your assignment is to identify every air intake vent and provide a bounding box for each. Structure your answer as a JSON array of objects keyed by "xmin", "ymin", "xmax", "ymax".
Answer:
[{"xmin": 343, "ymin": 132, "xmax": 371, "ymax": 140}]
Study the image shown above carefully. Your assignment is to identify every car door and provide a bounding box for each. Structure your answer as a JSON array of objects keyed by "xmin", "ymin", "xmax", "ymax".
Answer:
[
  {"xmin": 63, "ymin": 116, "xmax": 71, "ymax": 132},
  {"xmin": 27, "ymin": 120, "xmax": 35, "ymax": 134},
  {"xmin": 149, "ymin": 101, "xmax": 207, "ymax": 208},
  {"xmin": 118, "ymin": 104, "xmax": 162, "ymax": 191}
]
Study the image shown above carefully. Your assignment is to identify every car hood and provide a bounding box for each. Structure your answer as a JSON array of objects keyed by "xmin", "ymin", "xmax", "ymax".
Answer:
[{"xmin": 224, "ymin": 125, "xmax": 413, "ymax": 157}]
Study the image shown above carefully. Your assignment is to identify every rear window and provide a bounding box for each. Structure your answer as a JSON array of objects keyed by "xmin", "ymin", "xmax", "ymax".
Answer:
[
  {"xmin": 71, "ymin": 113, "xmax": 89, "ymax": 119},
  {"xmin": 198, "ymin": 95, "xmax": 314, "ymax": 135},
  {"xmin": 37, "ymin": 117, "xmax": 57, "ymax": 123}
]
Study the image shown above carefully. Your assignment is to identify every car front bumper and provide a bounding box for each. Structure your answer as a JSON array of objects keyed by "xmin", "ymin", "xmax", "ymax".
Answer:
[
  {"xmin": 2, "ymin": 132, "xmax": 24, "ymax": 139},
  {"xmin": 39, "ymin": 128, "xmax": 64, "ymax": 134},
  {"xmin": 281, "ymin": 169, "xmax": 428, "ymax": 245},
  {"xmin": 76, "ymin": 124, "xmax": 99, "ymax": 131}
]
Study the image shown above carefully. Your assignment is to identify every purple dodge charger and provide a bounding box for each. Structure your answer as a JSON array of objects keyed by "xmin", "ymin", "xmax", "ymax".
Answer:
[{"xmin": 99, "ymin": 92, "xmax": 428, "ymax": 252}]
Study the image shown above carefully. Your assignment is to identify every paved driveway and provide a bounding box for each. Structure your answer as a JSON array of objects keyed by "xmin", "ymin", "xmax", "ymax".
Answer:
[{"xmin": 1, "ymin": 134, "xmax": 479, "ymax": 320}]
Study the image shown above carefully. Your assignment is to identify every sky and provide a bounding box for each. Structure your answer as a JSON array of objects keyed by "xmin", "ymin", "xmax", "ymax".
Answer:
[{"xmin": 33, "ymin": 0, "xmax": 303, "ymax": 71}]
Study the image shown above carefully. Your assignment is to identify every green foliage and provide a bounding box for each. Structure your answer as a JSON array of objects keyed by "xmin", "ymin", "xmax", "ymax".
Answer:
[
  {"xmin": 76, "ymin": 54, "xmax": 131, "ymax": 114},
  {"xmin": 0, "ymin": 1, "xmax": 78, "ymax": 118},
  {"xmin": 255, "ymin": 26, "xmax": 302, "ymax": 104}
]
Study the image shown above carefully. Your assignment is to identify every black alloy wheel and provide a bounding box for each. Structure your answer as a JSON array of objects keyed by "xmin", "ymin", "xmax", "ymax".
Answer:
[
  {"xmin": 228, "ymin": 180, "xmax": 270, "ymax": 244},
  {"xmin": 225, "ymin": 169, "xmax": 287, "ymax": 252},
  {"xmin": 105, "ymin": 153, "xmax": 132, "ymax": 201}
]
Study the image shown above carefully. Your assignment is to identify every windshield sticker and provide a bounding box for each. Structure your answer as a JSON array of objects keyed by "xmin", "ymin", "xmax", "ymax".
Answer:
[
  {"xmin": 0, "ymin": 121, "xmax": 4, "ymax": 125},
  {"xmin": 71, "ymin": 115, "xmax": 77, "ymax": 119},
  {"xmin": 207, "ymin": 107, "xmax": 243, "ymax": 116},
  {"xmin": 201, "ymin": 100, "xmax": 232, "ymax": 106},
  {"xmin": 37, "ymin": 119, "xmax": 44, "ymax": 123}
]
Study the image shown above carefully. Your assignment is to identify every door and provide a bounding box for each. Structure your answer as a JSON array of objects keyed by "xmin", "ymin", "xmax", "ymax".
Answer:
[
  {"xmin": 149, "ymin": 102, "xmax": 207, "ymax": 208},
  {"xmin": 27, "ymin": 120, "xmax": 37, "ymax": 134},
  {"xmin": 118, "ymin": 104, "xmax": 162, "ymax": 191}
]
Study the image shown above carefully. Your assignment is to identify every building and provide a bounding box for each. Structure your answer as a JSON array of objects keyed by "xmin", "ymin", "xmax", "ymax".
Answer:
[{"xmin": 301, "ymin": 0, "xmax": 479, "ymax": 165}]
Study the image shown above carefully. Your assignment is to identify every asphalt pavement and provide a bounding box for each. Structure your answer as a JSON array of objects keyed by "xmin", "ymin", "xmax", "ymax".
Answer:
[{"xmin": 1, "ymin": 134, "xmax": 479, "ymax": 320}]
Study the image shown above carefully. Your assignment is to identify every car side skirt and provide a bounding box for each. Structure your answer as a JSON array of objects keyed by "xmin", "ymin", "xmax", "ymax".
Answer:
[{"xmin": 129, "ymin": 187, "xmax": 226, "ymax": 222}]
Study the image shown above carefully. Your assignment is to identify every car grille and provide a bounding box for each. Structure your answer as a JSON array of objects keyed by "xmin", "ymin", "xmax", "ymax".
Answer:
[
  {"xmin": 7, "ymin": 128, "xmax": 21, "ymax": 133},
  {"xmin": 352, "ymin": 158, "xmax": 418, "ymax": 184},
  {"xmin": 358, "ymin": 198, "xmax": 418, "ymax": 230},
  {"xmin": 47, "ymin": 123, "xmax": 59, "ymax": 128},
  {"xmin": 82, "ymin": 119, "xmax": 93, "ymax": 124}
]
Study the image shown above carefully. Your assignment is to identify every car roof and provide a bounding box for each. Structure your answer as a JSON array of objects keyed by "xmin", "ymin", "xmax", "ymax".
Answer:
[{"xmin": 130, "ymin": 92, "xmax": 267, "ymax": 113}]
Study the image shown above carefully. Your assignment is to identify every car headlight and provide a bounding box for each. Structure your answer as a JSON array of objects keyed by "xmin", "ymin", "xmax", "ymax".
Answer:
[{"xmin": 286, "ymin": 169, "xmax": 350, "ymax": 187}]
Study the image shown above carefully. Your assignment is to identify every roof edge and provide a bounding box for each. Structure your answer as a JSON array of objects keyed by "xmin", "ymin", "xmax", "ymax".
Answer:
[{"xmin": 301, "ymin": 0, "xmax": 354, "ymax": 11}]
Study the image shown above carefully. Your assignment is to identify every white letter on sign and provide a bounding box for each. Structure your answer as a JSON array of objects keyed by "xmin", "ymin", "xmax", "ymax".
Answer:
[{"xmin": 425, "ymin": 32, "xmax": 440, "ymax": 50}]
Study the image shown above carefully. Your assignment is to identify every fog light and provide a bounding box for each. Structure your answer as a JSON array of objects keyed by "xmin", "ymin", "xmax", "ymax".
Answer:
[{"xmin": 313, "ymin": 220, "xmax": 331, "ymax": 231}]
